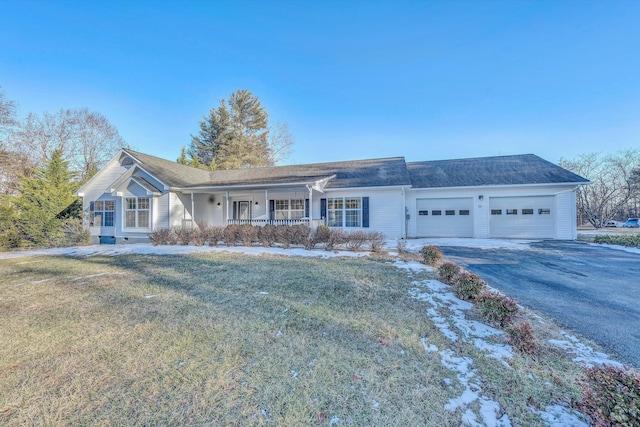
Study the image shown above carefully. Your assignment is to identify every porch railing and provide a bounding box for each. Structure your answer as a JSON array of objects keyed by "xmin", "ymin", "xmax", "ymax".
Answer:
[{"xmin": 227, "ymin": 218, "xmax": 325, "ymax": 228}]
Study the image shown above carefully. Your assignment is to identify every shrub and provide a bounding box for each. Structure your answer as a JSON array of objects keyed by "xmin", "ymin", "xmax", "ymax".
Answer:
[
  {"xmin": 291, "ymin": 224, "xmax": 312, "ymax": 246},
  {"xmin": 452, "ymin": 271, "xmax": 486, "ymax": 301},
  {"xmin": 238, "ymin": 224, "xmax": 258, "ymax": 246},
  {"xmin": 192, "ymin": 227, "xmax": 207, "ymax": 246},
  {"xmin": 305, "ymin": 225, "xmax": 331, "ymax": 249},
  {"xmin": 149, "ymin": 228, "xmax": 172, "ymax": 246},
  {"xmin": 421, "ymin": 245, "xmax": 443, "ymax": 266},
  {"xmin": 438, "ymin": 261, "xmax": 461, "ymax": 285},
  {"xmin": 259, "ymin": 224, "xmax": 277, "ymax": 247},
  {"xmin": 476, "ymin": 290, "xmax": 519, "ymax": 326},
  {"xmin": 396, "ymin": 239, "xmax": 407, "ymax": 254},
  {"xmin": 223, "ymin": 224, "xmax": 240, "ymax": 246},
  {"xmin": 594, "ymin": 235, "xmax": 640, "ymax": 249},
  {"xmin": 208, "ymin": 226, "xmax": 224, "ymax": 246},
  {"xmin": 59, "ymin": 218, "xmax": 90, "ymax": 247},
  {"xmin": 275, "ymin": 225, "xmax": 294, "ymax": 249},
  {"xmin": 506, "ymin": 321, "xmax": 537, "ymax": 354},
  {"xmin": 580, "ymin": 364, "xmax": 640, "ymax": 427},
  {"xmin": 367, "ymin": 231, "xmax": 386, "ymax": 253},
  {"xmin": 325, "ymin": 228, "xmax": 347, "ymax": 251},
  {"xmin": 175, "ymin": 227, "xmax": 195, "ymax": 245},
  {"xmin": 345, "ymin": 230, "xmax": 368, "ymax": 252}
]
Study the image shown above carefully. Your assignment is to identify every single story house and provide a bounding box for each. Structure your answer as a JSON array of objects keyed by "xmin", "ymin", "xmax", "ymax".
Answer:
[{"xmin": 76, "ymin": 149, "xmax": 589, "ymax": 244}]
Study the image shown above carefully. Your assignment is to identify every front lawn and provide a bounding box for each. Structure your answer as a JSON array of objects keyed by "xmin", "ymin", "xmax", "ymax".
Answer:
[{"xmin": 0, "ymin": 252, "xmax": 587, "ymax": 425}]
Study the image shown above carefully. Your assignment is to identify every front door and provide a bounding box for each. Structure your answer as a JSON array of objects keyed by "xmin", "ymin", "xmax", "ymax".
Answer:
[{"xmin": 238, "ymin": 201, "xmax": 251, "ymax": 220}]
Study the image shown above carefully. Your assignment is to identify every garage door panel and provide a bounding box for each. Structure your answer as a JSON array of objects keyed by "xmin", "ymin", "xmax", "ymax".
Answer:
[
  {"xmin": 416, "ymin": 198, "xmax": 473, "ymax": 237},
  {"xmin": 490, "ymin": 196, "xmax": 554, "ymax": 238}
]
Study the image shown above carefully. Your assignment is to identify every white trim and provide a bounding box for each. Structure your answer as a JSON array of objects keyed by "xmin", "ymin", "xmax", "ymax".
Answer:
[{"xmin": 406, "ymin": 181, "xmax": 590, "ymax": 192}]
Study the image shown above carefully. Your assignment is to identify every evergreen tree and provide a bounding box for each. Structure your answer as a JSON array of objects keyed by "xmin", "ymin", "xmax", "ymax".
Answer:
[
  {"xmin": 188, "ymin": 89, "xmax": 292, "ymax": 170},
  {"xmin": 177, "ymin": 146, "xmax": 189, "ymax": 165},
  {"xmin": 12, "ymin": 148, "xmax": 79, "ymax": 246}
]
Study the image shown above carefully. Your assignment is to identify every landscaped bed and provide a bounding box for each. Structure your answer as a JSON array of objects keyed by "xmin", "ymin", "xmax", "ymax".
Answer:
[{"xmin": 0, "ymin": 249, "xmax": 623, "ymax": 425}]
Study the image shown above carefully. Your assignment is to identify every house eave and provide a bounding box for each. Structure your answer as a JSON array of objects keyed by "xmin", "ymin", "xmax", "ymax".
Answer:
[
  {"xmin": 407, "ymin": 181, "xmax": 590, "ymax": 191},
  {"xmin": 173, "ymin": 178, "xmax": 333, "ymax": 193}
]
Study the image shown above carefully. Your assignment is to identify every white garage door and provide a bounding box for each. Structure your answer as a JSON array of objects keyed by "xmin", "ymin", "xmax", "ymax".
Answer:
[
  {"xmin": 416, "ymin": 198, "xmax": 473, "ymax": 237},
  {"xmin": 489, "ymin": 196, "xmax": 555, "ymax": 238}
]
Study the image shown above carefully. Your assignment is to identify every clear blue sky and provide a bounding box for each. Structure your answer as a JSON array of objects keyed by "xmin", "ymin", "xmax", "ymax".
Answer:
[{"xmin": 1, "ymin": 0, "xmax": 639, "ymax": 165}]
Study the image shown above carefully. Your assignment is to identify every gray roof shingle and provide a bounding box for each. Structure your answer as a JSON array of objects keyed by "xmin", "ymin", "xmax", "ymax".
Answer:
[
  {"xmin": 124, "ymin": 149, "xmax": 411, "ymax": 189},
  {"xmin": 407, "ymin": 154, "xmax": 589, "ymax": 188}
]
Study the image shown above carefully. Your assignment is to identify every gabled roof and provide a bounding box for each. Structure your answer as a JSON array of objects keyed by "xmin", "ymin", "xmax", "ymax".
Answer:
[
  {"xmin": 124, "ymin": 149, "xmax": 411, "ymax": 189},
  {"xmin": 407, "ymin": 154, "xmax": 589, "ymax": 188},
  {"xmin": 124, "ymin": 149, "xmax": 212, "ymax": 187}
]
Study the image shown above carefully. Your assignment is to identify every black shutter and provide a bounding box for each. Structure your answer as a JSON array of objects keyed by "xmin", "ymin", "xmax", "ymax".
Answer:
[
  {"xmin": 320, "ymin": 198, "xmax": 327, "ymax": 219},
  {"xmin": 233, "ymin": 201, "xmax": 237, "ymax": 220},
  {"xmin": 305, "ymin": 199, "xmax": 309, "ymax": 217},
  {"xmin": 269, "ymin": 200, "xmax": 275, "ymax": 219},
  {"xmin": 362, "ymin": 197, "xmax": 369, "ymax": 228}
]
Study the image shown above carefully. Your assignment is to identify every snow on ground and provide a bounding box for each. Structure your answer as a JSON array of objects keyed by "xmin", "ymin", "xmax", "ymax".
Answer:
[
  {"xmin": 531, "ymin": 405, "xmax": 590, "ymax": 427},
  {"xmin": 0, "ymin": 243, "xmax": 369, "ymax": 260},
  {"xmin": 549, "ymin": 332, "xmax": 623, "ymax": 368},
  {"xmin": 390, "ymin": 238, "xmax": 536, "ymax": 252},
  {"xmin": 586, "ymin": 242, "xmax": 640, "ymax": 255}
]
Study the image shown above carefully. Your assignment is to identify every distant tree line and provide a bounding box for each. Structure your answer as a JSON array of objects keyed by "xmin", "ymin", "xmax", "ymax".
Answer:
[
  {"xmin": 560, "ymin": 149, "xmax": 640, "ymax": 228},
  {"xmin": 0, "ymin": 85, "xmax": 124, "ymax": 248}
]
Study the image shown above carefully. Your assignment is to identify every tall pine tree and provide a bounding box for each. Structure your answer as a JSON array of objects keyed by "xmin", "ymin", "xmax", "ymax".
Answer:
[{"xmin": 12, "ymin": 148, "xmax": 79, "ymax": 246}]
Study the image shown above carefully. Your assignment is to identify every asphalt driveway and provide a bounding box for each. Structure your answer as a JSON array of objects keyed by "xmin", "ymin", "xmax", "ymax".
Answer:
[{"xmin": 438, "ymin": 241, "xmax": 640, "ymax": 368}]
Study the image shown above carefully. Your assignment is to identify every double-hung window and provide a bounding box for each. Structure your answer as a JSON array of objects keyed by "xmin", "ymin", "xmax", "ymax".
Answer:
[
  {"xmin": 328, "ymin": 197, "xmax": 362, "ymax": 227},
  {"xmin": 125, "ymin": 197, "xmax": 150, "ymax": 228},
  {"xmin": 274, "ymin": 199, "xmax": 305, "ymax": 219},
  {"xmin": 90, "ymin": 200, "xmax": 115, "ymax": 227}
]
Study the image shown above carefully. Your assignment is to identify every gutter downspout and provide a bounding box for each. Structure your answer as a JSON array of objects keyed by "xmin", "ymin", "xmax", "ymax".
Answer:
[
  {"xmin": 402, "ymin": 187, "xmax": 407, "ymax": 239},
  {"xmin": 226, "ymin": 191, "xmax": 230, "ymax": 225},
  {"xmin": 191, "ymin": 193, "xmax": 195, "ymax": 227}
]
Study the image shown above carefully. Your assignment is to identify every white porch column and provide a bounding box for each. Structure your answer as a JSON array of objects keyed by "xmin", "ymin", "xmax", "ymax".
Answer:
[
  {"xmin": 225, "ymin": 191, "xmax": 229, "ymax": 224},
  {"xmin": 190, "ymin": 193, "xmax": 195, "ymax": 226},
  {"xmin": 307, "ymin": 185, "xmax": 313, "ymax": 222}
]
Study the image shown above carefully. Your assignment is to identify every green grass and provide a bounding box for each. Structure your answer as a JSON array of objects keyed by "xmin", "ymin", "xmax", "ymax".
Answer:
[
  {"xmin": 593, "ymin": 234, "xmax": 640, "ymax": 248},
  {"xmin": 0, "ymin": 252, "xmax": 587, "ymax": 425}
]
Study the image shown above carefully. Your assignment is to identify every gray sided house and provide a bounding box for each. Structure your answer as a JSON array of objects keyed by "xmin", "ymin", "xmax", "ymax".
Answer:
[{"xmin": 76, "ymin": 149, "xmax": 588, "ymax": 244}]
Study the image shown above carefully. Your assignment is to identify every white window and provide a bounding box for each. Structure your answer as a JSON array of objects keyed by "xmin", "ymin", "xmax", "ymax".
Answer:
[
  {"xmin": 90, "ymin": 200, "xmax": 115, "ymax": 227},
  {"xmin": 328, "ymin": 197, "xmax": 361, "ymax": 227},
  {"xmin": 274, "ymin": 199, "xmax": 305, "ymax": 219},
  {"xmin": 125, "ymin": 197, "xmax": 150, "ymax": 228}
]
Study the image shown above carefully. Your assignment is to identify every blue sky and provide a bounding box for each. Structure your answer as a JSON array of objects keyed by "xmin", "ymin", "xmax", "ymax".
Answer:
[{"xmin": 1, "ymin": 0, "xmax": 639, "ymax": 165}]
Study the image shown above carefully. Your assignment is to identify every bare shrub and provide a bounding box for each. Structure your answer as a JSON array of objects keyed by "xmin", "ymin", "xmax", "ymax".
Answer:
[
  {"xmin": 506, "ymin": 321, "xmax": 537, "ymax": 355},
  {"xmin": 258, "ymin": 224, "xmax": 277, "ymax": 247},
  {"xmin": 396, "ymin": 239, "xmax": 407, "ymax": 254},
  {"xmin": 476, "ymin": 290, "xmax": 519, "ymax": 326},
  {"xmin": 580, "ymin": 364, "xmax": 640, "ymax": 427},
  {"xmin": 345, "ymin": 230, "xmax": 368, "ymax": 252},
  {"xmin": 307, "ymin": 225, "xmax": 331, "ymax": 249},
  {"xmin": 149, "ymin": 228, "xmax": 172, "ymax": 246},
  {"xmin": 292, "ymin": 224, "xmax": 312, "ymax": 246},
  {"xmin": 239, "ymin": 224, "xmax": 258, "ymax": 246},
  {"xmin": 421, "ymin": 245, "xmax": 443, "ymax": 266},
  {"xmin": 453, "ymin": 272, "xmax": 486, "ymax": 301},
  {"xmin": 175, "ymin": 227, "xmax": 195, "ymax": 245},
  {"xmin": 438, "ymin": 262, "xmax": 461, "ymax": 285},
  {"xmin": 223, "ymin": 224, "xmax": 240, "ymax": 247},
  {"xmin": 208, "ymin": 226, "xmax": 224, "ymax": 246},
  {"xmin": 366, "ymin": 231, "xmax": 386, "ymax": 253},
  {"xmin": 325, "ymin": 228, "xmax": 347, "ymax": 251},
  {"xmin": 274, "ymin": 225, "xmax": 294, "ymax": 249}
]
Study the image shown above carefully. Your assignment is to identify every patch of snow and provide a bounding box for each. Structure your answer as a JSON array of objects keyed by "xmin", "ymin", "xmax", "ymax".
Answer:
[
  {"xmin": 549, "ymin": 337, "xmax": 622, "ymax": 368},
  {"xmin": 0, "ymin": 243, "xmax": 370, "ymax": 260},
  {"xmin": 144, "ymin": 295, "xmax": 157, "ymax": 299},
  {"xmin": 532, "ymin": 405, "xmax": 590, "ymax": 427},
  {"xmin": 70, "ymin": 272, "xmax": 126, "ymax": 281},
  {"xmin": 30, "ymin": 278, "xmax": 52, "ymax": 284},
  {"xmin": 259, "ymin": 291, "xmax": 269, "ymax": 295},
  {"xmin": 372, "ymin": 400, "xmax": 379, "ymax": 409},
  {"xmin": 329, "ymin": 415, "xmax": 341, "ymax": 425},
  {"xmin": 387, "ymin": 238, "xmax": 535, "ymax": 252},
  {"xmin": 393, "ymin": 260, "xmax": 433, "ymax": 273}
]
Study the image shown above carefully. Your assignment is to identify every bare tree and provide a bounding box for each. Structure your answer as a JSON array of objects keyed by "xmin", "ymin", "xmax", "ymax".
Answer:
[
  {"xmin": 0, "ymin": 86, "xmax": 30, "ymax": 196},
  {"xmin": 560, "ymin": 149, "xmax": 640, "ymax": 228},
  {"xmin": 268, "ymin": 121, "xmax": 295, "ymax": 165},
  {"xmin": 15, "ymin": 108, "xmax": 124, "ymax": 181}
]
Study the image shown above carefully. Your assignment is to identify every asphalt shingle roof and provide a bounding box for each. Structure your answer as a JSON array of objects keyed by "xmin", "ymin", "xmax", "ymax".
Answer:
[
  {"xmin": 124, "ymin": 149, "xmax": 411, "ymax": 189},
  {"xmin": 407, "ymin": 154, "xmax": 589, "ymax": 188}
]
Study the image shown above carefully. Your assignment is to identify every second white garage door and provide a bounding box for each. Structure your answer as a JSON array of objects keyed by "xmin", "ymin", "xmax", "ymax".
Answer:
[
  {"xmin": 416, "ymin": 198, "xmax": 474, "ymax": 237},
  {"xmin": 489, "ymin": 196, "xmax": 555, "ymax": 238}
]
